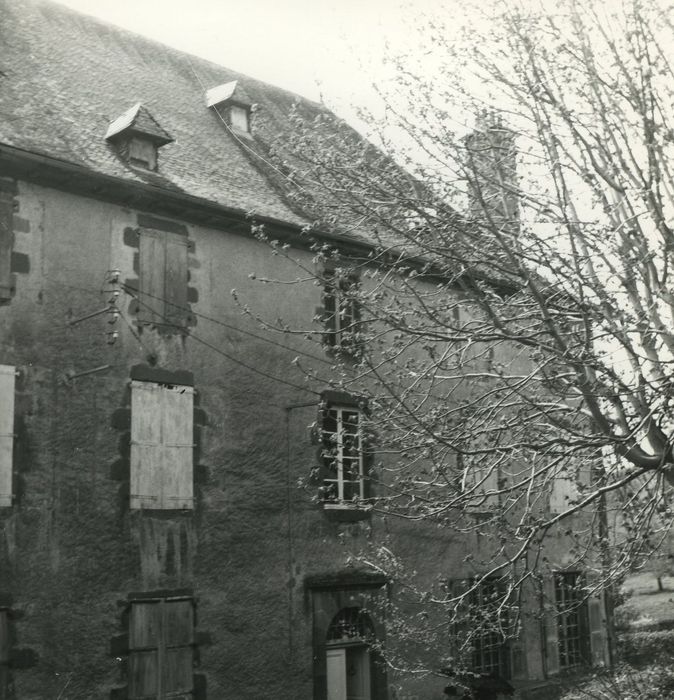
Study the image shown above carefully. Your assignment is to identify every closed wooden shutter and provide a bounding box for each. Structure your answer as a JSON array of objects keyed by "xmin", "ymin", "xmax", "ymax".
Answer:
[
  {"xmin": 542, "ymin": 575, "xmax": 560, "ymax": 677},
  {"xmin": 129, "ymin": 601, "xmax": 161, "ymax": 699},
  {"xmin": 129, "ymin": 599, "xmax": 194, "ymax": 700},
  {"xmin": 0, "ymin": 610, "xmax": 8, "ymax": 663},
  {"xmin": 131, "ymin": 381, "xmax": 163, "ymax": 509},
  {"xmin": 131, "ymin": 382, "xmax": 193, "ymax": 510},
  {"xmin": 139, "ymin": 231, "xmax": 166, "ymax": 325},
  {"xmin": 163, "ymin": 235, "xmax": 189, "ymax": 328},
  {"xmin": 0, "ymin": 365, "xmax": 15, "ymax": 507},
  {"xmin": 588, "ymin": 588, "xmax": 609, "ymax": 666},
  {"xmin": 164, "ymin": 600, "xmax": 194, "ymax": 696},
  {"xmin": 0, "ymin": 610, "xmax": 8, "ymax": 700},
  {"xmin": 0, "ymin": 199, "xmax": 13, "ymax": 300},
  {"xmin": 549, "ymin": 471, "xmax": 578, "ymax": 514},
  {"xmin": 162, "ymin": 386, "xmax": 194, "ymax": 510}
]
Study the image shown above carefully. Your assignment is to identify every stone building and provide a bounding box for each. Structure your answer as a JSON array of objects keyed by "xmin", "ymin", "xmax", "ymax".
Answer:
[{"xmin": 0, "ymin": 1, "xmax": 610, "ymax": 698}]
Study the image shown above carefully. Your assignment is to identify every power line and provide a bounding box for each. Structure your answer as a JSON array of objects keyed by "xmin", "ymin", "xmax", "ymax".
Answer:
[
  {"xmin": 128, "ymin": 290, "xmax": 320, "ymax": 396},
  {"xmin": 120, "ymin": 282, "xmax": 332, "ymax": 365}
]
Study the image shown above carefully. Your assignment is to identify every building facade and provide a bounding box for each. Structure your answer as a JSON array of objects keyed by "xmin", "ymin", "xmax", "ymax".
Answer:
[{"xmin": 0, "ymin": 1, "xmax": 609, "ymax": 699}]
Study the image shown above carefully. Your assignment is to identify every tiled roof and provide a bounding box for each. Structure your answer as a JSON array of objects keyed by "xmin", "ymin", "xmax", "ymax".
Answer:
[{"xmin": 0, "ymin": 0, "xmax": 323, "ymax": 227}]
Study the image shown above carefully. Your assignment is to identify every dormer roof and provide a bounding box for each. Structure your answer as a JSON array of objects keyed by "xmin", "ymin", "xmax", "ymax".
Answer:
[
  {"xmin": 105, "ymin": 103, "xmax": 174, "ymax": 145},
  {"xmin": 205, "ymin": 80, "xmax": 251, "ymax": 109}
]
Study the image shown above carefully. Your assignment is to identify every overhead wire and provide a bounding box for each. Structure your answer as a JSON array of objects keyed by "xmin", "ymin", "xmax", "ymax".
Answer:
[
  {"xmin": 127, "ymin": 289, "xmax": 320, "ymax": 396},
  {"xmin": 119, "ymin": 281, "xmax": 332, "ymax": 365}
]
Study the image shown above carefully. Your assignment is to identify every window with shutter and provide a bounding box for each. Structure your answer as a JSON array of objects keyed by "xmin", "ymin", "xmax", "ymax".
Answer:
[
  {"xmin": 464, "ymin": 578, "xmax": 512, "ymax": 679},
  {"xmin": 129, "ymin": 598, "xmax": 194, "ymax": 700},
  {"xmin": 0, "ymin": 365, "xmax": 15, "ymax": 507},
  {"xmin": 322, "ymin": 271, "xmax": 361, "ymax": 355},
  {"xmin": 320, "ymin": 405, "xmax": 366, "ymax": 508},
  {"xmin": 0, "ymin": 203, "xmax": 12, "ymax": 301},
  {"xmin": 138, "ymin": 230, "xmax": 189, "ymax": 329},
  {"xmin": 552, "ymin": 572, "xmax": 590, "ymax": 671},
  {"xmin": 549, "ymin": 468, "xmax": 579, "ymax": 514},
  {"xmin": 460, "ymin": 458, "xmax": 499, "ymax": 512},
  {"xmin": 130, "ymin": 380, "xmax": 194, "ymax": 510}
]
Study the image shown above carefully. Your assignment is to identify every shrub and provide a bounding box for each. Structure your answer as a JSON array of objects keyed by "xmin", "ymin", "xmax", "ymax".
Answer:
[
  {"xmin": 618, "ymin": 628, "xmax": 674, "ymax": 665},
  {"xmin": 559, "ymin": 663, "xmax": 674, "ymax": 700}
]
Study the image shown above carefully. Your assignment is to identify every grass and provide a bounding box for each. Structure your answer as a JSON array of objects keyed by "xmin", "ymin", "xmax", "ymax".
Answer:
[{"xmin": 619, "ymin": 571, "xmax": 674, "ymax": 628}]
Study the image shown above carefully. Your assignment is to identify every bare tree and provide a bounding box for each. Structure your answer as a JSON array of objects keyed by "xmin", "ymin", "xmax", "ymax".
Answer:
[{"xmin": 243, "ymin": 0, "xmax": 674, "ymax": 680}]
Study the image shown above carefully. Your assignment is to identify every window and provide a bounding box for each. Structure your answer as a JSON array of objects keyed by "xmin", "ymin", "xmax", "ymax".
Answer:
[
  {"xmin": 0, "ymin": 365, "xmax": 14, "ymax": 507},
  {"xmin": 459, "ymin": 454, "xmax": 499, "ymax": 512},
  {"xmin": 128, "ymin": 137, "xmax": 158, "ymax": 171},
  {"xmin": 466, "ymin": 578, "xmax": 511, "ymax": 679},
  {"xmin": 128, "ymin": 597, "xmax": 194, "ymax": 700},
  {"xmin": 554, "ymin": 572, "xmax": 590, "ymax": 670},
  {"xmin": 138, "ymin": 229, "xmax": 189, "ymax": 329},
  {"xmin": 326, "ymin": 608, "xmax": 375, "ymax": 700},
  {"xmin": 323, "ymin": 271, "xmax": 361, "ymax": 354},
  {"xmin": 549, "ymin": 468, "xmax": 580, "ymax": 514},
  {"xmin": 320, "ymin": 405, "xmax": 365, "ymax": 507},
  {"xmin": 229, "ymin": 104, "xmax": 250, "ymax": 133},
  {"xmin": 130, "ymin": 380, "xmax": 194, "ymax": 510},
  {"xmin": 0, "ymin": 197, "xmax": 13, "ymax": 302}
]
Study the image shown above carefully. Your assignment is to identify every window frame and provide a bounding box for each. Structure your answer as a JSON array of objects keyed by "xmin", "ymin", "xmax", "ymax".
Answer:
[
  {"xmin": 128, "ymin": 595, "xmax": 194, "ymax": 700},
  {"xmin": 464, "ymin": 577, "xmax": 513, "ymax": 680},
  {"xmin": 553, "ymin": 571, "xmax": 590, "ymax": 671},
  {"xmin": 320, "ymin": 403, "xmax": 366, "ymax": 509},
  {"xmin": 322, "ymin": 269, "xmax": 361, "ymax": 356}
]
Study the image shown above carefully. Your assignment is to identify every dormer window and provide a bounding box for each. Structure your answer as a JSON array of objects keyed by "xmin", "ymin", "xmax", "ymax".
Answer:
[
  {"xmin": 205, "ymin": 80, "xmax": 252, "ymax": 135},
  {"xmin": 105, "ymin": 103, "xmax": 173, "ymax": 171}
]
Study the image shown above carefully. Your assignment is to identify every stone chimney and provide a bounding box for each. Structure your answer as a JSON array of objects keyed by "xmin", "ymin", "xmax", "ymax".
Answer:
[{"xmin": 464, "ymin": 114, "xmax": 519, "ymax": 233}]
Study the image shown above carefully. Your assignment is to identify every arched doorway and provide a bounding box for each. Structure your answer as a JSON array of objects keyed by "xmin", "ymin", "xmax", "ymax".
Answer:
[{"xmin": 325, "ymin": 607, "xmax": 375, "ymax": 700}]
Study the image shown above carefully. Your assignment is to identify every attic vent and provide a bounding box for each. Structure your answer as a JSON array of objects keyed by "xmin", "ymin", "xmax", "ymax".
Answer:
[
  {"xmin": 105, "ymin": 103, "xmax": 173, "ymax": 171},
  {"xmin": 205, "ymin": 80, "xmax": 252, "ymax": 135}
]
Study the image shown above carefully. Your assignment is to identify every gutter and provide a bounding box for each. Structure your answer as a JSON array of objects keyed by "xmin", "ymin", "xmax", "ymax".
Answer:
[
  {"xmin": 0, "ymin": 142, "xmax": 375, "ymax": 257},
  {"xmin": 0, "ymin": 142, "xmax": 522, "ymax": 295}
]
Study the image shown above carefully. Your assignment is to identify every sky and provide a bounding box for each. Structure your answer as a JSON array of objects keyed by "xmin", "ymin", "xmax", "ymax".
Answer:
[{"xmin": 54, "ymin": 0, "xmax": 431, "ymax": 116}]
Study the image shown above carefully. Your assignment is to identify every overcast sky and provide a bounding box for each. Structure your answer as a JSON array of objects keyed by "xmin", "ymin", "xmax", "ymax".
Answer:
[{"xmin": 54, "ymin": 0, "xmax": 433, "ymax": 115}]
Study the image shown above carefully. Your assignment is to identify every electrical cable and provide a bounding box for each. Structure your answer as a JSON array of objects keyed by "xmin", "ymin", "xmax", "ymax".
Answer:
[
  {"xmin": 119, "ymin": 281, "xmax": 332, "ymax": 365},
  {"xmin": 128, "ymin": 290, "xmax": 320, "ymax": 396}
]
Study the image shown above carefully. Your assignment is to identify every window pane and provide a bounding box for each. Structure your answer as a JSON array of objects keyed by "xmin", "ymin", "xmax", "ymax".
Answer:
[{"xmin": 555, "ymin": 572, "xmax": 588, "ymax": 669}]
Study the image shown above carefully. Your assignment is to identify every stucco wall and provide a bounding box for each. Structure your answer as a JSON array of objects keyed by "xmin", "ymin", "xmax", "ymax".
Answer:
[{"xmin": 0, "ymin": 179, "xmax": 591, "ymax": 700}]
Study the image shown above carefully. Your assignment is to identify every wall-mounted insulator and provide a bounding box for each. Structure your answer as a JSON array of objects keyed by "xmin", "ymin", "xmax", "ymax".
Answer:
[
  {"xmin": 106, "ymin": 330, "xmax": 119, "ymax": 345},
  {"xmin": 108, "ymin": 309, "xmax": 120, "ymax": 325},
  {"xmin": 106, "ymin": 269, "xmax": 121, "ymax": 284}
]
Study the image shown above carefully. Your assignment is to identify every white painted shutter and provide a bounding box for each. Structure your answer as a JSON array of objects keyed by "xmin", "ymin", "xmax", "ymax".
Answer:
[
  {"xmin": 542, "ymin": 575, "xmax": 560, "ymax": 676},
  {"xmin": 549, "ymin": 470, "xmax": 579, "ymax": 514},
  {"xmin": 162, "ymin": 386, "xmax": 194, "ymax": 509},
  {"xmin": 588, "ymin": 587, "xmax": 609, "ymax": 666},
  {"xmin": 130, "ymin": 381, "xmax": 163, "ymax": 509},
  {"xmin": 0, "ymin": 365, "xmax": 15, "ymax": 507},
  {"xmin": 326, "ymin": 647, "xmax": 347, "ymax": 700}
]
